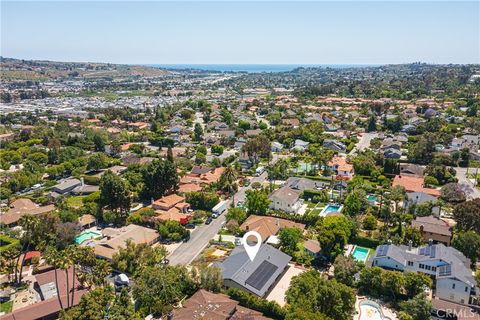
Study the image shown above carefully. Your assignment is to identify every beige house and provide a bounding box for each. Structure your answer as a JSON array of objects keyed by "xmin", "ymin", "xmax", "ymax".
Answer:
[
  {"xmin": 412, "ymin": 215, "xmax": 452, "ymax": 245},
  {"xmin": 94, "ymin": 224, "xmax": 159, "ymax": 260}
]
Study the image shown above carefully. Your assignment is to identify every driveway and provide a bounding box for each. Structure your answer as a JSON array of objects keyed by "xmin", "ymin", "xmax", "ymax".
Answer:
[
  {"xmin": 349, "ymin": 132, "xmax": 378, "ymax": 155},
  {"xmin": 454, "ymin": 167, "xmax": 480, "ymax": 200}
]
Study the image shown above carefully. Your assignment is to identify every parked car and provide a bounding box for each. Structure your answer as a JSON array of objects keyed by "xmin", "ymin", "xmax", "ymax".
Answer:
[
  {"xmin": 205, "ymin": 217, "xmax": 213, "ymax": 225},
  {"xmin": 185, "ymin": 224, "xmax": 196, "ymax": 229},
  {"xmin": 234, "ymin": 238, "xmax": 242, "ymax": 246}
]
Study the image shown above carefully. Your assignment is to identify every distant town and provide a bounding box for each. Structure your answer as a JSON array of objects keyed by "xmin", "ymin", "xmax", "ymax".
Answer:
[{"xmin": 1, "ymin": 57, "xmax": 480, "ymax": 320}]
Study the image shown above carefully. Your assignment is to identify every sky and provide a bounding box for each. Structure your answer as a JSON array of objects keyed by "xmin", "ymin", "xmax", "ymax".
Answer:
[{"xmin": 1, "ymin": 1, "xmax": 479, "ymax": 64}]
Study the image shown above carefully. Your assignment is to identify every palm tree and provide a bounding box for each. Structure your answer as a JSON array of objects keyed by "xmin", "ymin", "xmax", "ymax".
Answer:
[
  {"xmin": 220, "ymin": 166, "xmax": 238, "ymax": 205},
  {"xmin": 17, "ymin": 215, "xmax": 40, "ymax": 284},
  {"xmin": 66, "ymin": 245, "xmax": 83, "ymax": 308},
  {"xmin": 92, "ymin": 259, "xmax": 112, "ymax": 286},
  {"xmin": 44, "ymin": 247, "xmax": 64, "ymax": 310}
]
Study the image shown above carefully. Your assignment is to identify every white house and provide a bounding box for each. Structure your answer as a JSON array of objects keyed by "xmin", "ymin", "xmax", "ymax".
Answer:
[{"xmin": 372, "ymin": 242, "xmax": 477, "ymax": 305}]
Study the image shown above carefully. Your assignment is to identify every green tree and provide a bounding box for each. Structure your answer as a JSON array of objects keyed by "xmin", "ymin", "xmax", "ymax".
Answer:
[
  {"xmin": 190, "ymin": 264, "xmax": 223, "ymax": 293},
  {"xmin": 194, "ymin": 123, "xmax": 203, "ymax": 141},
  {"xmin": 403, "ymin": 226, "xmax": 424, "ymax": 247},
  {"xmin": 399, "ymin": 294, "xmax": 432, "ymax": 320},
  {"xmin": 87, "ymin": 153, "xmax": 108, "ymax": 171},
  {"xmin": 133, "ymin": 265, "xmax": 195, "ymax": 316},
  {"xmin": 453, "ymin": 199, "xmax": 480, "ymax": 232},
  {"xmin": 185, "ymin": 192, "xmax": 220, "ymax": 211},
  {"xmin": 245, "ymin": 190, "xmax": 270, "ymax": 215},
  {"xmin": 452, "ymin": 230, "xmax": 480, "ymax": 266},
  {"xmin": 112, "ymin": 240, "xmax": 167, "ymax": 275},
  {"xmin": 344, "ymin": 189, "xmax": 366, "ymax": 216},
  {"xmin": 404, "ymin": 272, "xmax": 433, "ymax": 299},
  {"xmin": 93, "ymin": 133, "xmax": 105, "ymax": 152},
  {"xmin": 362, "ymin": 212, "xmax": 377, "ymax": 230},
  {"xmin": 316, "ymin": 216, "xmax": 352, "ymax": 261},
  {"xmin": 99, "ymin": 171, "xmax": 131, "ymax": 224},
  {"xmin": 142, "ymin": 159, "xmax": 179, "ymax": 199},
  {"xmin": 278, "ymin": 227, "xmax": 304, "ymax": 256},
  {"xmin": 225, "ymin": 207, "xmax": 247, "ymax": 224},
  {"xmin": 286, "ymin": 270, "xmax": 355, "ymax": 320},
  {"xmin": 333, "ymin": 255, "xmax": 359, "ymax": 286}
]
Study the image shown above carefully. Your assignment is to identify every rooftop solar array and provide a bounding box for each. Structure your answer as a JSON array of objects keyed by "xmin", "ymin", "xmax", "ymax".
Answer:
[
  {"xmin": 376, "ymin": 245, "xmax": 388, "ymax": 257},
  {"xmin": 245, "ymin": 261, "xmax": 278, "ymax": 291},
  {"xmin": 419, "ymin": 246, "xmax": 436, "ymax": 258},
  {"xmin": 438, "ymin": 264, "xmax": 452, "ymax": 277}
]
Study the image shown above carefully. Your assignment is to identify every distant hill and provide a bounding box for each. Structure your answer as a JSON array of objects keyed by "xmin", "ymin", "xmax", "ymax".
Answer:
[{"xmin": 0, "ymin": 57, "xmax": 170, "ymax": 81}]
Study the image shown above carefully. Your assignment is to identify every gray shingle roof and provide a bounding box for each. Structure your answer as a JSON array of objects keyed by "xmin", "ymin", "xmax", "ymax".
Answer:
[{"xmin": 214, "ymin": 244, "xmax": 291, "ymax": 297}]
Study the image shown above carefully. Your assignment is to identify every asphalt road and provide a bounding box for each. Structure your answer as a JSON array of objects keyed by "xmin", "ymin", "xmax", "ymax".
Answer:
[
  {"xmin": 454, "ymin": 167, "xmax": 480, "ymax": 200},
  {"xmin": 167, "ymin": 172, "xmax": 269, "ymax": 266}
]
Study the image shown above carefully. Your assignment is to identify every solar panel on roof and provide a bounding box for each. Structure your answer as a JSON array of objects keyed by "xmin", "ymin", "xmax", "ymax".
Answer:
[
  {"xmin": 245, "ymin": 261, "xmax": 278, "ymax": 291},
  {"xmin": 438, "ymin": 264, "xmax": 452, "ymax": 277},
  {"xmin": 376, "ymin": 245, "xmax": 388, "ymax": 257}
]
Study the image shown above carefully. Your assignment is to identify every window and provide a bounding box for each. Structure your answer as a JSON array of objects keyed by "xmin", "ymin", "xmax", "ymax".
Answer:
[
  {"xmin": 408, "ymin": 261, "xmax": 413, "ymax": 266},
  {"xmin": 452, "ymin": 283, "xmax": 456, "ymax": 289},
  {"xmin": 426, "ymin": 265, "xmax": 431, "ymax": 271},
  {"xmin": 419, "ymin": 264, "xmax": 425, "ymax": 269},
  {"xmin": 432, "ymin": 266, "xmax": 436, "ymax": 272},
  {"xmin": 465, "ymin": 286, "xmax": 469, "ymax": 292}
]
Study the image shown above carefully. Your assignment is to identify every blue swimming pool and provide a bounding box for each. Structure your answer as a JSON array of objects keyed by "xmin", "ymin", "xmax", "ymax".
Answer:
[
  {"xmin": 352, "ymin": 246, "xmax": 370, "ymax": 263},
  {"xmin": 320, "ymin": 204, "xmax": 342, "ymax": 216}
]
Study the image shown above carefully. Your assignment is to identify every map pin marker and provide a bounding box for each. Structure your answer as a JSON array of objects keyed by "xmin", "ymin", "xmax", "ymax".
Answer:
[{"xmin": 242, "ymin": 231, "xmax": 262, "ymax": 261}]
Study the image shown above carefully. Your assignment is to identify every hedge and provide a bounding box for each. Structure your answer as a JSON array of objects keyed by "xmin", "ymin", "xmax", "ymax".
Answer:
[
  {"xmin": 227, "ymin": 288, "xmax": 286, "ymax": 319},
  {"xmin": 0, "ymin": 234, "xmax": 20, "ymax": 253},
  {"xmin": 351, "ymin": 235, "xmax": 381, "ymax": 249}
]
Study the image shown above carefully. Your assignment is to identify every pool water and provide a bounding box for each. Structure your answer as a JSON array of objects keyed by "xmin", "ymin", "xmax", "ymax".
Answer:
[
  {"xmin": 75, "ymin": 230, "xmax": 101, "ymax": 244},
  {"xmin": 367, "ymin": 195, "xmax": 377, "ymax": 202},
  {"xmin": 352, "ymin": 246, "xmax": 370, "ymax": 263},
  {"xmin": 323, "ymin": 204, "xmax": 341, "ymax": 213}
]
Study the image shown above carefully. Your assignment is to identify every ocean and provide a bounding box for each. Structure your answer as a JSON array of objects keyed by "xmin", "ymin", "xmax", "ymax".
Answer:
[{"xmin": 148, "ymin": 64, "xmax": 380, "ymax": 73}]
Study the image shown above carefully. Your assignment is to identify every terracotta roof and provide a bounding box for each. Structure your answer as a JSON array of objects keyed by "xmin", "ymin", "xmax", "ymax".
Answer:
[
  {"xmin": 240, "ymin": 215, "xmax": 305, "ymax": 241},
  {"xmin": 172, "ymin": 289, "xmax": 271, "ymax": 320},
  {"xmin": 392, "ymin": 175, "xmax": 441, "ymax": 197},
  {"xmin": 153, "ymin": 194, "xmax": 186, "ymax": 210},
  {"xmin": 0, "ymin": 199, "xmax": 55, "ymax": 225},
  {"xmin": 155, "ymin": 207, "xmax": 192, "ymax": 223},
  {"xmin": 78, "ymin": 214, "xmax": 96, "ymax": 226},
  {"xmin": 94, "ymin": 224, "xmax": 159, "ymax": 260},
  {"xmin": 303, "ymin": 239, "xmax": 321, "ymax": 253},
  {"xmin": 328, "ymin": 156, "xmax": 353, "ymax": 172},
  {"xmin": 178, "ymin": 183, "xmax": 203, "ymax": 193}
]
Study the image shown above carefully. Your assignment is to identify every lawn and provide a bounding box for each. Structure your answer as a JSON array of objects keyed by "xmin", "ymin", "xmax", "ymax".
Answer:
[
  {"xmin": 0, "ymin": 300, "xmax": 13, "ymax": 313},
  {"xmin": 65, "ymin": 196, "xmax": 86, "ymax": 208}
]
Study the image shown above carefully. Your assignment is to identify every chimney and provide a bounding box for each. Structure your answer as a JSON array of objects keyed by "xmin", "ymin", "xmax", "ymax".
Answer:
[
  {"xmin": 275, "ymin": 218, "xmax": 280, "ymax": 227},
  {"xmin": 387, "ymin": 239, "xmax": 392, "ymax": 245},
  {"xmin": 167, "ymin": 313, "xmax": 174, "ymax": 320},
  {"xmin": 151, "ymin": 197, "xmax": 154, "ymax": 205},
  {"xmin": 80, "ymin": 177, "xmax": 84, "ymax": 186},
  {"xmin": 408, "ymin": 240, "xmax": 413, "ymax": 251},
  {"xmin": 428, "ymin": 239, "xmax": 433, "ymax": 246}
]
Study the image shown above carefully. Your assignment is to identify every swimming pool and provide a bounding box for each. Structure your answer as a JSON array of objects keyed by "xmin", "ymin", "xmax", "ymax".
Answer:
[
  {"xmin": 352, "ymin": 246, "xmax": 370, "ymax": 263},
  {"xmin": 75, "ymin": 230, "xmax": 102, "ymax": 244},
  {"xmin": 367, "ymin": 195, "xmax": 377, "ymax": 202},
  {"xmin": 320, "ymin": 204, "xmax": 342, "ymax": 216},
  {"xmin": 358, "ymin": 300, "xmax": 392, "ymax": 320}
]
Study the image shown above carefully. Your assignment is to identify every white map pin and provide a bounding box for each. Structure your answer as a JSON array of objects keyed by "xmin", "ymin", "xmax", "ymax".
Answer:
[{"xmin": 242, "ymin": 231, "xmax": 262, "ymax": 261}]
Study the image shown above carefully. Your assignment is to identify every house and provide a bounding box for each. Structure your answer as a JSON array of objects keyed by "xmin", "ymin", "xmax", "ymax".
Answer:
[
  {"xmin": 323, "ymin": 139, "xmax": 346, "ymax": 152},
  {"xmin": 303, "ymin": 239, "xmax": 322, "ymax": 258},
  {"xmin": 239, "ymin": 153, "xmax": 253, "ymax": 169},
  {"xmin": 152, "ymin": 194, "xmax": 191, "ymax": 223},
  {"xmin": 411, "ymin": 216, "xmax": 452, "ymax": 245},
  {"xmin": 372, "ymin": 242, "xmax": 477, "ymax": 305},
  {"xmin": 94, "ymin": 224, "xmax": 159, "ymax": 260},
  {"xmin": 271, "ymin": 141, "xmax": 283, "ymax": 152},
  {"xmin": 50, "ymin": 178, "xmax": 82, "ymax": 195},
  {"xmin": 172, "ymin": 289, "xmax": 271, "ymax": 320},
  {"xmin": 71, "ymin": 179, "xmax": 100, "ymax": 195},
  {"xmin": 400, "ymin": 164, "xmax": 425, "ymax": 177},
  {"xmin": 246, "ymin": 129, "xmax": 262, "ymax": 137},
  {"xmin": 2, "ymin": 267, "xmax": 88, "ymax": 320},
  {"xmin": 214, "ymin": 244, "xmax": 291, "ymax": 297},
  {"xmin": 0, "ymin": 198, "xmax": 55, "ymax": 227},
  {"xmin": 384, "ymin": 148, "xmax": 402, "ymax": 159},
  {"xmin": 292, "ymin": 139, "xmax": 309, "ymax": 151},
  {"xmin": 392, "ymin": 175, "xmax": 441, "ymax": 197},
  {"xmin": 268, "ymin": 186, "xmax": 302, "ymax": 214},
  {"xmin": 240, "ymin": 215, "xmax": 305, "ymax": 241},
  {"xmin": 405, "ymin": 191, "xmax": 440, "ymax": 215},
  {"xmin": 327, "ymin": 156, "xmax": 354, "ymax": 179},
  {"xmin": 78, "ymin": 214, "xmax": 96, "ymax": 230},
  {"xmin": 431, "ymin": 298, "xmax": 480, "ymax": 320},
  {"xmin": 282, "ymin": 118, "xmax": 300, "ymax": 128},
  {"xmin": 128, "ymin": 121, "xmax": 149, "ymax": 130},
  {"xmin": 179, "ymin": 166, "xmax": 225, "ymax": 191}
]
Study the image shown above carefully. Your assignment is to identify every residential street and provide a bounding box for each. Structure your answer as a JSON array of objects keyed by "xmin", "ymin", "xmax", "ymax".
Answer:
[
  {"xmin": 168, "ymin": 171, "xmax": 270, "ymax": 265},
  {"xmin": 454, "ymin": 167, "xmax": 480, "ymax": 200}
]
